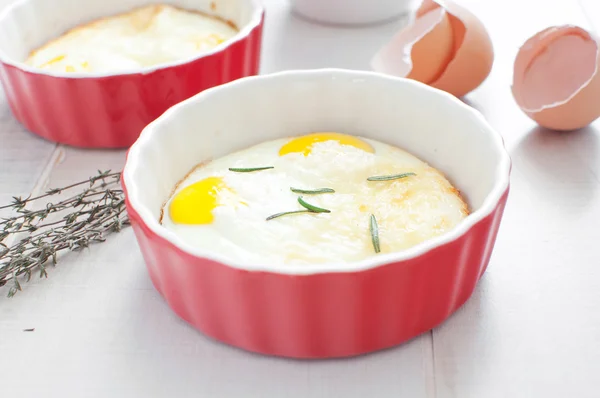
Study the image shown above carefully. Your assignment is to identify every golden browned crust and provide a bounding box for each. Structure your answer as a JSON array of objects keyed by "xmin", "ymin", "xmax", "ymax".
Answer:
[
  {"xmin": 425, "ymin": 165, "xmax": 471, "ymax": 216},
  {"xmin": 159, "ymin": 160, "xmax": 211, "ymax": 225},
  {"xmin": 453, "ymin": 187, "xmax": 470, "ymax": 216},
  {"xmin": 28, "ymin": 4, "xmax": 239, "ymax": 60}
]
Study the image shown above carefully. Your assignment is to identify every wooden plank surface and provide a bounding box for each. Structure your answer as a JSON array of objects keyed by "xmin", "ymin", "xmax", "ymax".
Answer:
[{"xmin": 1, "ymin": 0, "xmax": 599, "ymax": 397}]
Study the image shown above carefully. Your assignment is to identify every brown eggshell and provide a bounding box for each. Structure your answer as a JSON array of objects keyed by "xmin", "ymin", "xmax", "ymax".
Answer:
[
  {"xmin": 417, "ymin": 0, "xmax": 439, "ymax": 17},
  {"xmin": 371, "ymin": 6, "xmax": 454, "ymax": 84},
  {"xmin": 372, "ymin": 0, "xmax": 494, "ymax": 98},
  {"xmin": 512, "ymin": 25, "xmax": 600, "ymax": 131}
]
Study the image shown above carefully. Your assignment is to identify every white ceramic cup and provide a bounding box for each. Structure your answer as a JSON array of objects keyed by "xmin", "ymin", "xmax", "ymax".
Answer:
[{"xmin": 290, "ymin": 0, "xmax": 417, "ymax": 26}]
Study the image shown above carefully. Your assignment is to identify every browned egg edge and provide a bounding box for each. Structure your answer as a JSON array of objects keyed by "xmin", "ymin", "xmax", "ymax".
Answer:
[{"xmin": 28, "ymin": 4, "xmax": 239, "ymax": 60}]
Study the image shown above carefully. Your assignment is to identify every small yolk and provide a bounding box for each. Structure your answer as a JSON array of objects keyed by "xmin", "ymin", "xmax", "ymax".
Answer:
[
  {"xmin": 40, "ymin": 55, "xmax": 65, "ymax": 68},
  {"xmin": 169, "ymin": 177, "xmax": 226, "ymax": 225},
  {"xmin": 65, "ymin": 65, "xmax": 75, "ymax": 72},
  {"xmin": 279, "ymin": 132, "xmax": 375, "ymax": 156}
]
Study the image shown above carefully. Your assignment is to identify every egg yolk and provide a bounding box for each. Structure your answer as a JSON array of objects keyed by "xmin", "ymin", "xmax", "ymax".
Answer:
[
  {"xmin": 40, "ymin": 54, "xmax": 65, "ymax": 68},
  {"xmin": 279, "ymin": 132, "xmax": 375, "ymax": 156},
  {"xmin": 169, "ymin": 177, "xmax": 226, "ymax": 225}
]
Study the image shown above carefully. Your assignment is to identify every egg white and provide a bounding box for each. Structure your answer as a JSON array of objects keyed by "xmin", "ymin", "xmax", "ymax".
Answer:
[
  {"xmin": 25, "ymin": 5, "xmax": 238, "ymax": 73},
  {"xmin": 161, "ymin": 136, "xmax": 469, "ymax": 265}
]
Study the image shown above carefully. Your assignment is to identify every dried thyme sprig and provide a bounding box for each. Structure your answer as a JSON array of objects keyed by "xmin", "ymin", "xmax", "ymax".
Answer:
[{"xmin": 0, "ymin": 170, "xmax": 130, "ymax": 298}]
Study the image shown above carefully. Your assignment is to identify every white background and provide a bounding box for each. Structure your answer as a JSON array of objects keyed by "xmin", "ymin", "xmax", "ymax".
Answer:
[{"xmin": 1, "ymin": 0, "xmax": 599, "ymax": 397}]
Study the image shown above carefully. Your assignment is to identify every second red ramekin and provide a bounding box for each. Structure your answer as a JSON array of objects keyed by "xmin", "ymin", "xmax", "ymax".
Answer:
[{"xmin": 0, "ymin": 0, "xmax": 264, "ymax": 148}]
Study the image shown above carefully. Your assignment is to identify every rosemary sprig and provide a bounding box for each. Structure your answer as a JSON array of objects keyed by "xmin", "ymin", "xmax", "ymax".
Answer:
[
  {"xmin": 367, "ymin": 172, "xmax": 416, "ymax": 181},
  {"xmin": 369, "ymin": 214, "xmax": 381, "ymax": 254},
  {"xmin": 290, "ymin": 187, "xmax": 335, "ymax": 195},
  {"xmin": 228, "ymin": 166, "xmax": 274, "ymax": 173},
  {"xmin": 266, "ymin": 196, "xmax": 332, "ymax": 221},
  {"xmin": 298, "ymin": 197, "xmax": 331, "ymax": 213},
  {"xmin": 0, "ymin": 170, "xmax": 129, "ymax": 298},
  {"xmin": 265, "ymin": 210, "xmax": 312, "ymax": 221}
]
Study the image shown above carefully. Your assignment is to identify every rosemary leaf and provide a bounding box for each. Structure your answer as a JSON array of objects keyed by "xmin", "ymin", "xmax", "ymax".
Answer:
[
  {"xmin": 228, "ymin": 166, "xmax": 274, "ymax": 173},
  {"xmin": 367, "ymin": 172, "xmax": 417, "ymax": 181},
  {"xmin": 266, "ymin": 210, "xmax": 312, "ymax": 221},
  {"xmin": 297, "ymin": 197, "xmax": 331, "ymax": 213},
  {"xmin": 369, "ymin": 214, "xmax": 381, "ymax": 254},
  {"xmin": 290, "ymin": 187, "xmax": 335, "ymax": 195}
]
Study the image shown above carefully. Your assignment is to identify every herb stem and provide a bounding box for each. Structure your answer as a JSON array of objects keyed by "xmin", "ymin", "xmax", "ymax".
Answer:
[{"xmin": 0, "ymin": 172, "xmax": 121, "ymax": 211}]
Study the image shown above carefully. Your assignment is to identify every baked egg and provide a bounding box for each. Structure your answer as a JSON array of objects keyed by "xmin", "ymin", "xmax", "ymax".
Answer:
[
  {"xmin": 161, "ymin": 132, "xmax": 469, "ymax": 265},
  {"xmin": 25, "ymin": 4, "xmax": 238, "ymax": 73}
]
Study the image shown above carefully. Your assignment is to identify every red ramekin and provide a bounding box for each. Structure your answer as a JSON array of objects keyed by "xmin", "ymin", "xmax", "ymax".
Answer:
[
  {"xmin": 0, "ymin": 0, "xmax": 264, "ymax": 148},
  {"xmin": 122, "ymin": 69, "xmax": 512, "ymax": 359}
]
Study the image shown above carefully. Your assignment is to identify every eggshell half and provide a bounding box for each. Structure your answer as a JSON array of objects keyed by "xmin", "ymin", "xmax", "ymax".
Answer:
[
  {"xmin": 371, "ymin": 7, "xmax": 454, "ymax": 84},
  {"xmin": 372, "ymin": 0, "xmax": 494, "ymax": 98},
  {"xmin": 416, "ymin": 0, "xmax": 438, "ymax": 16},
  {"xmin": 512, "ymin": 25, "xmax": 600, "ymax": 131}
]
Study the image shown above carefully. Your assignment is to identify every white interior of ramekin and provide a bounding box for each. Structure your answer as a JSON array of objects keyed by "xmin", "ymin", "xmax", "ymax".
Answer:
[
  {"xmin": 123, "ymin": 69, "xmax": 511, "ymax": 275},
  {"xmin": 0, "ymin": 0, "xmax": 263, "ymax": 77}
]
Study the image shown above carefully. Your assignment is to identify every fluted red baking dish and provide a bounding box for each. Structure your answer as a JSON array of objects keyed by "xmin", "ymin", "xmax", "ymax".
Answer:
[
  {"xmin": 122, "ymin": 69, "xmax": 511, "ymax": 359},
  {"xmin": 0, "ymin": 0, "xmax": 264, "ymax": 148}
]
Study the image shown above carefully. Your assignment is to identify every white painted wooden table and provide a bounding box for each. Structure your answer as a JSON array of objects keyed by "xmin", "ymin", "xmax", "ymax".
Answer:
[{"xmin": 1, "ymin": 0, "xmax": 599, "ymax": 396}]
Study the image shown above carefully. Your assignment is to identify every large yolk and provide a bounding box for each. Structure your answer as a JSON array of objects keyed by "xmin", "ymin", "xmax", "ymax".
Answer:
[
  {"xmin": 169, "ymin": 177, "xmax": 226, "ymax": 225},
  {"xmin": 279, "ymin": 132, "xmax": 375, "ymax": 156}
]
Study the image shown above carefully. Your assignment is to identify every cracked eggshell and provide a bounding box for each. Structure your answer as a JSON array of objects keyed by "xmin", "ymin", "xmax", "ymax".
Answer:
[
  {"xmin": 372, "ymin": 0, "xmax": 494, "ymax": 98},
  {"xmin": 512, "ymin": 25, "xmax": 600, "ymax": 131}
]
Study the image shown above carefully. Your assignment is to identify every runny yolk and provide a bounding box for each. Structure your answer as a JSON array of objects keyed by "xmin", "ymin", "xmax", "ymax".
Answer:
[
  {"xmin": 169, "ymin": 177, "xmax": 226, "ymax": 225},
  {"xmin": 278, "ymin": 132, "xmax": 375, "ymax": 156}
]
